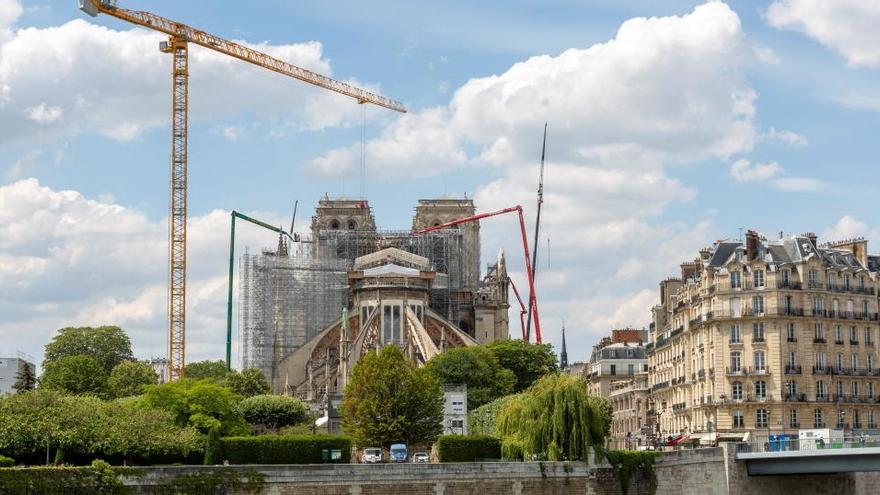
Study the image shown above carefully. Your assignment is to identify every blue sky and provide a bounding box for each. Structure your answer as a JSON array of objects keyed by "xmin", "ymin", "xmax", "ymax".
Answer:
[{"xmin": 2, "ymin": 0, "xmax": 880, "ymax": 367}]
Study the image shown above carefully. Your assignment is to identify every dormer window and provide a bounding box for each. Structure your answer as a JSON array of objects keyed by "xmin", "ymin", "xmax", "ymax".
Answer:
[
  {"xmin": 844, "ymin": 274, "xmax": 851, "ymax": 290},
  {"xmin": 731, "ymin": 271, "xmax": 742, "ymax": 289}
]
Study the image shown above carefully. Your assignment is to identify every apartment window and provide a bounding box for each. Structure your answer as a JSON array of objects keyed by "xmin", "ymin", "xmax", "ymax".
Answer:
[
  {"xmin": 867, "ymin": 327, "xmax": 873, "ymax": 345},
  {"xmin": 813, "ymin": 296, "xmax": 824, "ymax": 313},
  {"xmin": 852, "ymin": 381, "xmax": 860, "ymax": 397},
  {"xmin": 753, "ymin": 295, "xmax": 765, "ymax": 314},
  {"xmin": 730, "ymin": 298, "xmax": 742, "ymax": 317},
  {"xmin": 609, "ymin": 349, "xmax": 617, "ymax": 358},
  {"xmin": 837, "ymin": 381, "xmax": 844, "ymax": 397},
  {"xmin": 838, "ymin": 409, "xmax": 846, "ymax": 428},
  {"xmin": 844, "ymin": 274, "xmax": 851, "ymax": 290},
  {"xmin": 816, "ymin": 351, "xmax": 826, "ymax": 369},
  {"xmin": 732, "ymin": 381, "xmax": 743, "ymax": 400},
  {"xmin": 785, "ymin": 295, "xmax": 794, "ymax": 312},
  {"xmin": 782, "ymin": 270, "xmax": 790, "ymax": 285},
  {"xmin": 863, "ymin": 301, "xmax": 870, "ymax": 316},
  {"xmin": 855, "ymin": 410, "xmax": 862, "ymax": 428},
  {"xmin": 871, "ymin": 410, "xmax": 877, "ymax": 427},
  {"xmin": 869, "ymin": 382, "xmax": 875, "ymax": 399},
  {"xmin": 731, "ymin": 352, "xmax": 742, "ymax": 372},
  {"xmin": 836, "ymin": 325, "xmax": 843, "ymax": 343},
  {"xmin": 382, "ymin": 304, "xmax": 402, "ymax": 344},
  {"xmin": 756, "ymin": 408, "xmax": 768, "ymax": 428},
  {"xmin": 869, "ymin": 354, "xmax": 874, "ymax": 371},
  {"xmin": 828, "ymin": 272, "xmax": 836, "ymax": 289},
  {"xmin": 731, "ymin": 271, "xmax": 742, "ymax": 289},
  {"xmin": 787, "ymin": 323, "xmax": 796, "ymax": 341},
  {"xmin": 755, "ymin": 380, "xmax": 767, "ymax": 399},
  {"xmin": 730, "ymin": 325, "xmax": 741, "ymax": 343},
  {"xmin": 851, "ymin": 326, "xmax": 858, "ymax": 343},
  {"xmin": 814, "ymin": 323, "xmax": 825, "ymax": 340},
  {"xmin": 753, "ymin": 323, "xmax": 764, "ymax": 341},
  {"xmin": 852, "ymin": 353, "xmax": 858, "ymax": 369},
  {"xmin": 809, "ymin": 269, "xmax": 819, "ymax": 286},
  {"xmin": 754, "ymin": 351, "xmax": 766, "ymax": 371},
  {"xmin": 837, "ymin": 353, "xmax": 844, "ymax": 371},
  {"xmin": 628, "ymin": 364, "xmax": 634, "ymax": 375},
  {"xmin": 817, "ymin": 380, "xmax": 827, "ymax": 399},
  {"xmin": 610, "ymin": 364, "xmax": 617, "ymax": 376},
  {"xmin": 733, "ymin": 410, "xmax": 745, "ymax": 428},
  {"xmin": 786, "ymin": 381, "xmax": 797, "ymax": 396},
  {"xmin": 790, "ymin": 409, "xmax": 798, "ymax": 428},
  {"xmin": 788, "ymin": 351, "xmax": 797, "ymax": 368},
  {"xmin": 753, "ymin": 270, "xmax": 765, "ymax": 288},
  {"xmin": 814, "ymin": 409, "xmax": 824, "ymax": 427}
]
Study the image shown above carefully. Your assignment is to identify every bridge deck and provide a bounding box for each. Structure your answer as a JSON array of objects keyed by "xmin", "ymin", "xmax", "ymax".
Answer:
[{"xmin": 738, "ymin": 447, "xmax": 880, "ymax": 475}]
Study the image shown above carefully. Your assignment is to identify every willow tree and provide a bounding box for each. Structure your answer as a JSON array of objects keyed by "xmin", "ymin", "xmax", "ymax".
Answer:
[{"xmin": 497, "ymin": 374, "xmax": 611, "ymax": 461}]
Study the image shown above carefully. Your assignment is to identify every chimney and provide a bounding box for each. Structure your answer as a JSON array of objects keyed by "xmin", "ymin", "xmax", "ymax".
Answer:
[
  {"xmin": 745, "ymin": 230, "xmax": 759, "ymax": 261},
  {"xmin": 804, "ymin": 232, "xmax": 818, "ymax": 247},
  {"xmin": 699, "ymin": 248, "xmax": 712, "ymax": 261}
]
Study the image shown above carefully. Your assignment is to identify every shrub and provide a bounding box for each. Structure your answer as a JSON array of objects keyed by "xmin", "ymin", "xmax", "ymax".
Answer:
[
  {"xmin": 603, "ymin": 450, "xmax": 659, "ymax": 494},
  {"xmin": 218, "ymin": 434, "xmax": 352, "ymax": 464},
  {"xmin": 204, "ymin": 429, "xmax": 223, "ymax": 466},
  {"xmin": 436, "ymin": 435, "xmax": 501, "ymax": 462},
  {"xmin": 0, "ymin": 460, "xmax": 127, "ymax": 494},
  {"xmin": 235, "ymin": 395, "xmax": 311, "ymax": 433},
  {"xmin": 0, "ymin": 455, "xmax": 12, "ymax": 467}
]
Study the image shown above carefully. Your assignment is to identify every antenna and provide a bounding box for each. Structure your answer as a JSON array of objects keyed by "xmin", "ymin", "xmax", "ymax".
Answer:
[{"xmin": 526, "ymin": 123, "xmax": 548, "ymax": 341}]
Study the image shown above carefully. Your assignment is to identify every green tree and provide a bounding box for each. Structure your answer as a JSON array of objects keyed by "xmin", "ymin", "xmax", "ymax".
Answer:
[
  {"xmin": 496, "ymin": 374, "xmax": 611, "ymax": 461},
  {"xmin": 236, "ymin": 394, "xmax": 311, "ymax": 433},
  {"xmin": 43, "ymin": 326, "xmax": 133, "ymax": 375},
  {"xmin": 225, "ymin": 368, "xmax": 271, "ymax": 397},
  {"xmin": 184, "ymin": 360, "xmax": 228, "ymax": 380},
  {"xmin": 12, "ymin": 362, "xmax": 36, "ymax": 393},
  {"xmin": 342, "ymin": 345, "xmax": 443, "ymax": 447},
  {"xmin": 141, "ymin": 379, "xmax": 248, "ymax": 435},
  {"xmin": 487, "ymin": 339, "xmax": 558, "ymax": 392},
  {"xmin": 39, "ymin": 355, "xmax": 108, "ymax": 396},
  {"xmin": 425, "ymin": 346, "xmax": 515, "ymax": 410},
  {"xmin": 107, "ymin": 361, "xmax": 158, "ymax": 398}
]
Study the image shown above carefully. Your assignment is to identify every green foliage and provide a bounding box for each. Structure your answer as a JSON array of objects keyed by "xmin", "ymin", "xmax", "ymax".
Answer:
[
  {"xmin": 184, "ymin": 360, "xmax": 228, "ymax": 380},
  {"xmin": 39, "ymin": 355, "xmax": 108, "ymax": 397},
  {"xmin": 155, "ymin": 469, "xmax": 265, "ymax": 495},
  {"xmin": 0, "ymin": 456, "xmax": 13, "ymax": 467},
  {"xmin": 0, "ymin": 461, "xmax": 128, "ymax": 494},
  {"xmin": 496, "ymin": 374, "xmax": 611, "ymax": 461},
  {"xmin": 467, "ymin": 394, "xmax": 520, "ymax": 437},
  {"xmin": 425, "ymin": 346, "xmax": 515, "ymax": 410},
  {"xmin": 0, "ymin": 389, "xmax": 202, "ymax": 465},
  {"xmin": 107, "ymin": 361, "xmax": 158, "ymax": 398},
  {"xmin": 486, "ymin": 339, "xmax": 558, "ymax": 392},
  {"xmin": 236, "ymin": 394, "xmax": 311, "ymax": 433},
  {"xmin": 436, "ymin": 435, "xmax": 501, "ymax": 462},
  {"xmin": 342, "ymin": 345, "xmax": 444, "ymax": 447},
  {"xmin": 218, "ymin": 434, "xmax": 352, "ymax": 464},
  {"xmin": 12, "ymin": 362, "xmax": 36, "ymax": 393},
  {"xmin": 604, "ymin": 450, "xmax": 659, "ymax": 494},
  {"xmin": 203, "ymin": 429, "xmax": 223, "ymax": 465},
  {"xmin": 43, "ymin": 326, "xmax": 133, "ymax": 375},
  {"xmin": 141, "ymin": 378, "xmax": 248, "ymax": 435},
  {"xmin": 225, "ymin": 368, "xmax": 271, "ymax": 398}
]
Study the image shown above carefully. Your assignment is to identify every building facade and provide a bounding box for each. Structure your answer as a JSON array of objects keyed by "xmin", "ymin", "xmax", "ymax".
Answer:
[
  {"xmin": 648, "ymin": 232, "xmax": 880, "ymax": 445},
  {"xmin": 608, "ymin": 374, "xmax": 650, "ymax": 449},
  {"xmin": 0, "ymin": 356, "xmax": 34, "ymax": 395},
  {"xmin": 586, "ymin": 329, "xmax": 649, "ymax": 397},
  {"xmin": 443, "ymin": 384, "xmax": 468, "ymax": 435}
]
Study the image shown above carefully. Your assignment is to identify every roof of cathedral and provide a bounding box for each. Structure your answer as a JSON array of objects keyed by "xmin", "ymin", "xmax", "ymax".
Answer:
[{"xmin": 353, "ymin": 247, "xmax": 429, "ymax": 270}]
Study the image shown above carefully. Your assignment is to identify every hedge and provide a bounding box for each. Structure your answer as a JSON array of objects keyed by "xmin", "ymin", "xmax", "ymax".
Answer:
[
  {"xmin": 436, "ymin": 435, "xmax": 501, "ymax": 462},
  {"xmin": 210, "ymin": 434, "xmax": 351, "ymax": 464},
  {"xmin": 0, "ymin": 456, "xmax": 11, "ymax": 468},
  {"xmin": 603, "ymin": 450, "xmax": 659, "ymax": 494},
  {"xmin": 0, "ymin": 460, "xmax": 125, "ymax": 495}
]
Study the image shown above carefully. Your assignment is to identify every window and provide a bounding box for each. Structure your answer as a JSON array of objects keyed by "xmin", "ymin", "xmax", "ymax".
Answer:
[
  {"xmin": 730, "ymin": 325, "xmax": 741, "ymax": 343},
  {"xmin": 814, "ymin": 409, "xmax": 824, "ymax": 427},
  {"xmin": 814, "ymin": 323, "xmax": 825, "ymax": 341},
  {"xmin": 852, "ymin": 353, "xmax": 858, "ymax": 369},
  {"xmin": 828, "ymin": 272, "xmax": 836, "ymax": 289},
  {"xmin": 852, "ymin": 381, "xmax": 860, "ymax": 397},
  {"xmin": 755, "ymin": 380, "xmax": 767, "ymax": 399},
  {"xmin": 786, "ymin": 380, "xmax": 797, "ymax": 395},
  {"xmin": 382, "ymin": 304, "xmax": 401, "ymax": 344},
  {"xmin": 754, "ymin": 351, "xmax": 766, "ymax": 371},
  {"xmin": 609, "ymin": 349, "xmax": 617, "ymax": 358},
  {"xmin": 731, "ymin": 271, "xmax": 742, "ymax": 289},
  {"xmin": 813, "ymin": 296, "xmax": 825, "ymax": 313},
  {"xmin": 732, "ymin": 381, "xmax": 743, "ymax": 400},
  {"xmin": 733, "ymin": 410, "xmax": 745, "ymax": 428},
  {"xmin": 817, "ymin": 380, "xmax": 827, "ymax": 399},
  {"xmin": 869, "ymin": 354, "xmax": 874, "ymax": 371},
  {"xmin": 730, "ymin": 298, "xmax": 742, "ymax": 317},
  {"xmin": 756, "ymin": 408, "xmax": 768, "ymax": 428},
  {"xmin": 869, "ymin": 382, "xmax": 875, "ymax": 399},
  {"xmin": 787, "ymin": 323, "xmax": 796, "ymax": 341},
  {"xmin": 610, "ymin": 364, "xmax": 617, "ymax": 376},
  {"xmin": 867, "ymin": 327, "xmax": 873, "ymax": 345},
  {"xmin": 347, "ymin": 219, "xmax": 357, "ymax": 230},
  {"xmin": 753, "ymin": 269, "xmax": 765, "ymax": 288},
  {"xmin": 871, "ymin": 410, "xmax": 876, "ymax": 427},
  {"xmin": 628, "ymin": 364, "xmax": 634, "ymax": 375},
  {"xmin": 837, "ymin": 353, "xmax": 844, "ymax": 371},
  {"xmin": 837, "ymin": 381, "xmax": 844, "ymax": 397},
  {"xmin": 782, "ymin": 270, "xmax": 790, "ymax": 285},
  {"xmin": 815, "ymin": 351, "xmax": 826, "ymax": 369},
  {"xmin": 753, "ymin": 323, "xmax": 764, "ymax": 341},
  {"xmin": 790, "ymin": 409, "xmax": 798, "ymax": 428},
  {"xmin": 731, "ymin": 352, "xmax": 742, "ymax": 372},
  {"xmin": 836, "ymin": 325, "xmax": 843, "ymax": 343},
  {"xmin": 809, "ymin": 269, "xmax": 819, "ymax": 286},
  {"xmin": 851, "ymin": 326, "xmax": 858, "ymax": 343},
  {"xmin": 844, "ymin": 274, "xmax": 851, "ymax": 290},
  {"xmin": 855, "ymin": 410, "xmax": 862, "ymax": 428},
  {"xmin": 838, "ymin": 409, "xmax": 846, "ymax": 428},
  {"xmin": 788, "ymin": 351, "xmax": 797, "ymax": 368},
  {"xmin": 860, "ymin": 276, "xmax": 866, "ymax": 290},
  {"xmin": 752, "ymin": 295, "xmax": 765, "ymax": 314},
  {"xmin": 863, "ymin": 301, "xmax": 870, "ymax": 316}
]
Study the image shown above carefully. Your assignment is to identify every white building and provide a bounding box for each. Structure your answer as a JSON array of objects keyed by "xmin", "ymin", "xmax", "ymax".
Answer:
[
  {"xmin": 443, "ymin": 384, "xmax": 468, "ymax": 435},
  {"xmin": 0, "ymin": 355, "xmax": 35, "ymax": 395},
  {"xmin": 148, "ymin": 357, "xmax": 169, "ymax": 384}
]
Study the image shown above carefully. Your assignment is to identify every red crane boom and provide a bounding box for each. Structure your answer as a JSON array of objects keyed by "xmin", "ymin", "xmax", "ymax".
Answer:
[{"xmin": 413, "ymin": 205, "xmax": 542, "ymax": 343}]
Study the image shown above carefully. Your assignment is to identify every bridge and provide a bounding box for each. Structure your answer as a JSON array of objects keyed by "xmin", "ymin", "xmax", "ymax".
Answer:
[{"xmin": 736, "ymin": 439, "xmax": 880, "ymax": 475}]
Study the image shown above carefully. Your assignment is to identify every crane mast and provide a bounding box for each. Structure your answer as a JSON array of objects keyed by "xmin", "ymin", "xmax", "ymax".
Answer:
[
  {"xmin": 526, "ymin": 123, "xmax": 547, "ymax": 342},
  {"xmin": 80, "ymin": 0, "xmax": 406, "ymax": 380}
]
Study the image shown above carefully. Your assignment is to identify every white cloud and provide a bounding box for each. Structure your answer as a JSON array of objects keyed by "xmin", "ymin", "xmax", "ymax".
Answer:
[
  {"xmin": 730, "ymin": 159, "xmax": 784, "ymax": 182},
  {"xmin": 766, "ymin": 1, "xmax": 880, "ymax": 68},
  {"xmin": 0, "ymin": 17, "xmax": 382, "ymax": 145},
  {"xmin": 769, "ymin": 176, "xmax": 827, "ymax": 192},
  {"xmin": 760, "ymin": 127, "xmax": 808, "ymax": 146},
  {"xmin": 822, "ymin": 215, "xmax": 871, "ymax": 242}
]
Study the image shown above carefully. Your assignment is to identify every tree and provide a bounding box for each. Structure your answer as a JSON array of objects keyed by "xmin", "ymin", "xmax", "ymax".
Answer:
[
  {"xmin": 108, "ymin": 361, "xmax": 158, "ymax": 398},
  {"xmin": 43, "ymin": 326, "xmax": 133, "ymax": 375},
  {"xmin": 487, "ymin": 339, "xmax": 558, "ymax": 392},
  {"xmin": 236, "ymin": 394, "xmax": 311, "ymax": 433},
  {"xmin": 39, "ymin": 355, "xmax": 108, "ymax": 396},
  {"xmin": 225, "ymin": 368, "xmax": 271, "ymax": 397},
  {"xmin": 184, "ymin": 360, "xmax": 228, "ymax": 380},
  {"xmin": 12, "ymin": 362, "xmax": 36, "ymax": 393},
  {"xmin": 496, "ymin": 374, "xmax": 611, "ymax": 461},
  {"xmin": 425, "ymin": 346, "xmax": 515, "ymax": 410},
  {"xmin": 141, "ymin": 378, "xmax": 248, "ymax": 435},
  {"xmin": 342, "ymin": 345, "xmax": 443, "ymax": 447}
]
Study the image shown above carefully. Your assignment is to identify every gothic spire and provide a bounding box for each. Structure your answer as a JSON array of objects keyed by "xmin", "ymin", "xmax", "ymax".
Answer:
[{"xmin": 560, "ymin": 321, "xmax": 568, "ymax": 369}]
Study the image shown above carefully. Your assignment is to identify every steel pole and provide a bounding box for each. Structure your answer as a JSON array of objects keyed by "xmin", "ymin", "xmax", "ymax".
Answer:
[{"xmin": 226, "ymin": 212, "xmax": 236, "ymax": 371}]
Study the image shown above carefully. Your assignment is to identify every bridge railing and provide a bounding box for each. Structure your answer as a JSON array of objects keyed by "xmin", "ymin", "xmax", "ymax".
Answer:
[{"xmin": 737, "ymin": 434, "xmax": 879, "ymax": 454}]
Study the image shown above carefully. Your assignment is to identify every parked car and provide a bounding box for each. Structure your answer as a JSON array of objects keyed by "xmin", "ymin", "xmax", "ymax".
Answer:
[
  {"xmin": 389, "ymin": 443, "xmax": 408, "ymax": 463},
  {"xmin": 412, "ymin": 452, "xmax": 430, "ymax": 463},
  {"xmin": 362, "ymin": 447, "xmax": 382, "ymax": 463}
]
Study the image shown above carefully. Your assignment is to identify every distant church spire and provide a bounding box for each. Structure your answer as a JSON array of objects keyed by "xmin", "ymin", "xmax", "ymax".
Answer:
[{"xmin": 560, "ymin": 321, "xmax": 568, "ymax": 369}]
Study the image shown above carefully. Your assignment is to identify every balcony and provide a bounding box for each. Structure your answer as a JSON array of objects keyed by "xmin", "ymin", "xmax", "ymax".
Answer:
[
  {"xmin": 814, "ymin": 337, "xmax": 827, "ymax": 344},
  {"xmin": 729, "ymin": 338, "xmax": 743, "ymax": 345},
  {"xmin": 777, "ymin": 280, "xmax": 803, "ymax": 290},
  {"xmin": 815, "ymin": 422, "xmax": 827, "ymax": 428},
  {"xmin": 748, "ymin": 366, "xmax": 769, "ymax": 376},
  {"xmin": 854, "ymin": 287, "xmax": 876, "ymax": 296},
  {"xmin": 807, "ymin": 281, "xmax": 824, "ymax": 290},
  {"xmin": 834, "ymin": 339, "xmax": 845, "ymax": 345},
  {"xmin": 784, "ymin": 393, "xmax": 807, "ymax": 402},
  {"xmin": 671, "ymin": 326, "xmax": 684, "ymax": 337},
  {"xmin": 870, "ymin": 423, "xmax": 879, "ymax": 429},
  {"xmin": 745, "ymin": 394, "xmax": 768, "ymax": 403},
  {"xmin": 651, "ymin": 381, "xmax": 670, "ymax": 392},
  {"xmin": 753, "ymin": 336, "xmax": 766, "ymax": 343},
  {"xmin": 726, "ymin": 366, "xmax": 746, "ymax": 376},
  {"xmin": 698, "ymin": 369, "xmax": 706, "ymax": 380},
  {"xmin": 780, "ymin": 307, "xmax": 805, "ymax": 317},
  {"xmin": 787, "ymin": 336, "xmax": 798, "ymax": 343},
  {"xmin": 815, "ymin": 395, "xmax": 831, "ymax": 403},
  {"xmin": 812, "ymin": 366, "xmax": 832, "ymax": 375},
  {"xmin": 672, "ymin": 402, "xmax": 687, "ymax": 411},
  {"xmin": 851, "ymin": 340, "xmax": 860, "ymax": 346},
  {"xmin": 785, "ymin": 365, "xmax": 802, "ymax": 374}
]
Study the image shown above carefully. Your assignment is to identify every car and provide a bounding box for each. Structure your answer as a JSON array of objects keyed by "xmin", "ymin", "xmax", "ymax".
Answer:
[
  {"xmin": 389, "ymin": 443, "xmax": 408, "ymax": 463},
  {"xmin": 412, "ymin": 452, "xmax": 430, "ymax": 463},
  {"xmin": 362, "ymin": 447, "xmax": 382, "ymax": 464}
]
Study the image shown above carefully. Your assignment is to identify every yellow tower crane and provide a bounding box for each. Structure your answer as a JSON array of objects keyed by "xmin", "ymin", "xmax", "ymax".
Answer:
[{"xmin": 79, "ymin": 0, "xmax": 406, "ymax": 381}]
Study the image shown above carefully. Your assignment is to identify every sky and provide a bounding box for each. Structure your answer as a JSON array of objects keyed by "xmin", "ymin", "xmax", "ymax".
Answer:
[{"xmin": 2, "ymin": 0, "xmax": 880, "ymax": 368}]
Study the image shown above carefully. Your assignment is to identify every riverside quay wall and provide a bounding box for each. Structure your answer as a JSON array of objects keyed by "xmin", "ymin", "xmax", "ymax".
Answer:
[{"xmin": 123, "ymin": 446, "xmax": 880, "ymax": 495}]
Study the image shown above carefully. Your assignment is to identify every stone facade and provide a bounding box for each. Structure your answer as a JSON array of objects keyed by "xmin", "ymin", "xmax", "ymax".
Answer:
[
  {"xmin": 608, "ymin": 373, "xmax": 651, "ymax": 449},
  {"xmin": 648, "ymin": 232, "xmax": 880, "ymax": 444}
]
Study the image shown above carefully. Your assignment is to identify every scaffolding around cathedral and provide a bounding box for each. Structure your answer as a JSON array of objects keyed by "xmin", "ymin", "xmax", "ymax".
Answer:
[{"xmin": 238, "ymin": 228, "xmax": 479, "ymax": 381}]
